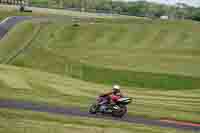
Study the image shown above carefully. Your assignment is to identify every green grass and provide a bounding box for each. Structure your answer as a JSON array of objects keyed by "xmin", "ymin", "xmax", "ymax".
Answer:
[
  {"xmin": 0, "ymin": 20, "xmax": 200, "ymax": 90},
  {"xmin": 0, "ymin": 108, "xmax": 194, "ymax": 133},
  {"xmin": 30, "ymin": 0, "xmax": 48, "ymax": 6},
  {"xmin": 0, "ymin": 10, "xmax": 200, "ymax": 126},
  {"xmin": 0, "ymin": 64, "xmax": 200, "ymax": 123},
  {"xmin": 0, "ymin": 21, "xmax": 41, "ymax": 61}
]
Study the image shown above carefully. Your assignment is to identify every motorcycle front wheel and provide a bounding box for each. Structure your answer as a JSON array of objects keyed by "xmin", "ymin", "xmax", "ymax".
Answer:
[{"xmin": 112, "ymin": 106, "xmax": 127, "ymax": 118}]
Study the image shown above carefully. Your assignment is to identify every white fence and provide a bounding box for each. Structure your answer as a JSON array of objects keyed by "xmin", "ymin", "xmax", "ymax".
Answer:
[{"xmin": 0, "ymin": 0, "xmax": 27, "ymax": 5}]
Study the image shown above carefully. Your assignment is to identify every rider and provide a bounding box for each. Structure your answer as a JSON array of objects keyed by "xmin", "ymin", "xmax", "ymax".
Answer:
[{"xmin": 99, "ymin": 85, "xmax": 123, "ymax": 106}]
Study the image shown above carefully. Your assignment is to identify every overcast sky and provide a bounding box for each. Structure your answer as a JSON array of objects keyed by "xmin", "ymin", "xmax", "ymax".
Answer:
[{"xmin": 117, "ymin": 0, "xmax": 200, "ymax": 7}]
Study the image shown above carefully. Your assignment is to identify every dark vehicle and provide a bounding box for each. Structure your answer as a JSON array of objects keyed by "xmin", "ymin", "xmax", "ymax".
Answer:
[{"xmin": 89, "ymin": 96, "xmax": 132, "ymax": 117}]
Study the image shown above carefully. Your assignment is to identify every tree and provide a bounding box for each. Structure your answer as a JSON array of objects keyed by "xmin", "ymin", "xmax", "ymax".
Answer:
[{"xmin": 191, "ymin": 8, "xmax": 200, "ymax": 21}]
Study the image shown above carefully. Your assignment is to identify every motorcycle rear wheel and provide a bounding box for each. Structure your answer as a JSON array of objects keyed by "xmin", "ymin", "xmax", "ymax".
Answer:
[{"xmin": 89, "ymin": 103, "xmax": 98, "ymax": 114}]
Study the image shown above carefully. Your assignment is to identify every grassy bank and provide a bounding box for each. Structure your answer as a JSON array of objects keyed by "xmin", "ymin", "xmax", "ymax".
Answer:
[{"xmin": 0, "ymin": 20, "xmax": 200, "ymax": 90}]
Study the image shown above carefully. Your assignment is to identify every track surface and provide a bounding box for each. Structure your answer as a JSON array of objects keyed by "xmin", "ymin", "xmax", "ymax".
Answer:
[
  {"xmin": 0, "ymin": 99, "xmax": 200, "ymax": 131},
  {"xmin": 0, "ymin": 16, "xmax": 32, "ymax": 39},
  {"xmin": 0, "ymin": 16, "xmax": 200, "ymax": 131}
]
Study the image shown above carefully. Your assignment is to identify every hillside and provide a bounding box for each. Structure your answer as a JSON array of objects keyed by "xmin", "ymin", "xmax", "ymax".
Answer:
[{"xmin": 0, "ymin": 19, "xmax": 200, "ymax": 89}]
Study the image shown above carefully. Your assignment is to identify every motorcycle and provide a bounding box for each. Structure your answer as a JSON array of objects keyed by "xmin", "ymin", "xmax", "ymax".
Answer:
[{"xmin": 89, "ymin": 96, "xmax": 132, "ymax": 117}]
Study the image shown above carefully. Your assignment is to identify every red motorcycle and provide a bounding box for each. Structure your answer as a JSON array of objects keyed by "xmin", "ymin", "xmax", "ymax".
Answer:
[{"xmin": 89, "ymin": 96, "xmax": 132, "ymax": 117}]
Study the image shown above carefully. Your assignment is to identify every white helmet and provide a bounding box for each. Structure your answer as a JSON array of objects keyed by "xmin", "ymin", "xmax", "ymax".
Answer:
[{"xmin": 113, "ymin": 85, "xmax": 120, "ymax": 90}]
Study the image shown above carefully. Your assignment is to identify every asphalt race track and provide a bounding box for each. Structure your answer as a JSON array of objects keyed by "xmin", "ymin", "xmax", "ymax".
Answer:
[
  {"xmin": 0, "ymin": 16, "xmax": 32, "ymax": 39},
  {"xmin": 0, "ymin": 99, "xmax": 200, "ymax": 131}
]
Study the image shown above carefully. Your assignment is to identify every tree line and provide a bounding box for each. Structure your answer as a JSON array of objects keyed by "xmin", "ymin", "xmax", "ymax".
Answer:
[{"xmin": 30, "ymin": 0, "xmax": 200, "ymax": 21}]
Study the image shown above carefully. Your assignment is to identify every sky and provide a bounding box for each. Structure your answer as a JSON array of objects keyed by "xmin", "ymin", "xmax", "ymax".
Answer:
[{"xmin": 118, "ymin": 0, "xmax": 200, "ymax": 7}]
